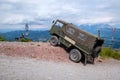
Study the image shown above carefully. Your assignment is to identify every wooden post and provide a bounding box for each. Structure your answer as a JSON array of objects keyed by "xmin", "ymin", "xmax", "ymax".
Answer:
[{"xmin": 98, "ymin": 29, "xmax": 100, "ymax": 39}]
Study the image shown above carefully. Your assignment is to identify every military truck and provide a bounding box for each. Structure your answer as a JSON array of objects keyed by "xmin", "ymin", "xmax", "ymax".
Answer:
[{"xmin": 49, "ymin": 19, "xmax": 104, "ymax": 64}]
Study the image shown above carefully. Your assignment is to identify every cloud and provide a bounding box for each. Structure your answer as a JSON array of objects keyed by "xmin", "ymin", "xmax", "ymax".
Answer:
[
  {"xmin": 76, "ymin": 16, "xmax": 114, "ymax": 24},
  {"xmin": 0, "ymin": 0, "xmax": 120, "ymax": 30}
]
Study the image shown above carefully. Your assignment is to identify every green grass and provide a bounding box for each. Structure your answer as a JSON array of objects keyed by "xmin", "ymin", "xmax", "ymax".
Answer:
[
  {"xmin": 21, "ymin": 38, "xmax": 31, "ymax": 42},
  {"xmin": 100, "ymin": 47, "xmax": 120, "ymax": 60},
  {"xmin": 0, "ymin": 34, "xmax": 6, "ymax": 41}
]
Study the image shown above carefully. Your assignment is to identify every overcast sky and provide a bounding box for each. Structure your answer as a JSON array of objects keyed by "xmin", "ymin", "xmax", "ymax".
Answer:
[{"xmin": 0, "ymin": 0, "xmax": 120, "ymax": 31}]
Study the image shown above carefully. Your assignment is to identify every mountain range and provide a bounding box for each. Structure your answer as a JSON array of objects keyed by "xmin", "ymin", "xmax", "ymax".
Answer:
[
  {"xmin": 0, "ymin": 24, "xmax": 120, "ymax": 49},
  {"xmin": 1, "ymin": 30, "xmax": 50, "ymax": 42},
  {"xmin": 78, "ymin": 24, "xmax": 120, "ymax": 49}
]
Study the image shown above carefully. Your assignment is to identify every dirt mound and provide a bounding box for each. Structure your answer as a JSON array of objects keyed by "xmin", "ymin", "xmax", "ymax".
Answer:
[{"xmin": 0, "ymin": 42, "xmax": 71, "ymax": 63}]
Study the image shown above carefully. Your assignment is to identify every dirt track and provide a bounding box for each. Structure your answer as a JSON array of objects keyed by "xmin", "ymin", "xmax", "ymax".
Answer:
[
  {"xmin": 0, "ymin": 55, "xmax": 120, "ymax": 80},
  {"xmin": 0, "ymin": 42, "xmax": 70, "ymax": 63},
  {"xmin": 0, "ymin": 42, "xmax": 120, "ymax": 80}
]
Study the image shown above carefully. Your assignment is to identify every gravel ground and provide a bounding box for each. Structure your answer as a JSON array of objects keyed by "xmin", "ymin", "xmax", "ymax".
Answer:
[
  {"xmin": 0, "ymin": 55, "xmax": 120, "ymax": 80},
  {"xmin": 0, "ymin": 42, "xmax": 120, "ymax": 80}
]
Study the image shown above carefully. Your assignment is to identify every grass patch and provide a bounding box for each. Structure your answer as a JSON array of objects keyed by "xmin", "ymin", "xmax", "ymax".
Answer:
[
  {"xmin": 100, "ymin": 47, "xmax": 120, "ymax": 60},
  {"xmin": 0, "ymin": 34, "xmax": 6, "ymax": 41},
  {"xmin": 21, "ymin": 38, "xmax": 31, "ymax": 42}
]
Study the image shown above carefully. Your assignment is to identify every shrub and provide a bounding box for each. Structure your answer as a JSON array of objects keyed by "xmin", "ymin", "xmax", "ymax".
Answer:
[
  {"xmin": 21, "ymin": 38, "xmax": 31, "ymax": 42},
  {"xmin": 100, "ymin": 47, "xmax": 120, "ymax": 60},
  {"xmin": 0, "ymin": 34, "xmax": 6, "ymax": 41}
]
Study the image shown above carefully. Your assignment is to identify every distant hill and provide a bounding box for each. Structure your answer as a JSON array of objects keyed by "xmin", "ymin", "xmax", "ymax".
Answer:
[
  {"xmin": 1, "ymin": 30, "xmax": 51, "ymax": 42},
  {"xmin": 79, "ymin": 24, "xmax": 120, "ymax": 49},
  {"xmin": 1, "ymin": 23, "xmax": 120, "ymax": 49},
  {"xmin": 78, "ymin": 23, "xmax": 113, "ymax": 34}
]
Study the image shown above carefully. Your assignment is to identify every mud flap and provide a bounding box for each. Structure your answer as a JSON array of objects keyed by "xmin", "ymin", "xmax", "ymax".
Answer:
[
  {"xmin": 84, "ymin": 54, "xmax": 87, "ymax": 66},
  {"xmin": 92, "ymin": 58, "xmax": 95, "ymax": 64},
  {"xmin": 84, "ymin": 54, "xmax": 95, "ymax": 65}
]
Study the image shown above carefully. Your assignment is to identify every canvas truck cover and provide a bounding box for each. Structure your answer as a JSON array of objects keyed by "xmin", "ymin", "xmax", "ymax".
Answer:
[{"xmin": 58, "ymin": 20, "xmax": 98, "ymax": 54}]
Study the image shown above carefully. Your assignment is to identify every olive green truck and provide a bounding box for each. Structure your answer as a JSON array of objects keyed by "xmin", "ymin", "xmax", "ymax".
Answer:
[{"xmin": 49, "ymin": 19, "xmax": 104, "ymax": 65}]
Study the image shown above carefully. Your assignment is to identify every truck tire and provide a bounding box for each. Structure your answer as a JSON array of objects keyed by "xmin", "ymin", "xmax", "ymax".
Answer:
[
  {"xmin": 49, "ymin": 36, "xmax": 58, "ymax": 46},
  {"xmin": 69, "ymin": 49, "xmax": 82, "ymax": 63}
]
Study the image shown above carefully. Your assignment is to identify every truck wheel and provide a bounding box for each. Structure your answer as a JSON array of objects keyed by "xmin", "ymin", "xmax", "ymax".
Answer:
[
  {"xmin": 69, "ymin": 49, "xmax": 82, "ymax": 63},
  {"xmin": 49, "ymin": 36, "xmax": 58, "ymax": 46}
]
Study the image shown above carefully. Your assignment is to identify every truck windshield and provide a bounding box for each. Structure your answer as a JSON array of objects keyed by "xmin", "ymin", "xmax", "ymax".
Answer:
[{"xmin": 55, "ymin": 21, "xmax": 63, "ymax": 27}]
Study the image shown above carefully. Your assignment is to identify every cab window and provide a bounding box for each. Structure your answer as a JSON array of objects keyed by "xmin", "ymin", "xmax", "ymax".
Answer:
[
  {"xmin": 67, "ymin": 27, "xmax": 75, "ymax": 35},
  {"xmin": 77, "ymin": 33, "xmax": 87, "ymax": 41},
  {"xmin": 55, "ymin": 22, "xmax": 63, "ymax": 27}
]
